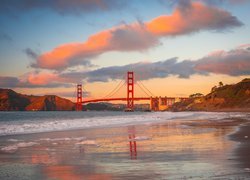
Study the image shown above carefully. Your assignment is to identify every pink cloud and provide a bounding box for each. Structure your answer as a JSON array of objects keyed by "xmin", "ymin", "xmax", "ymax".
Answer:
[
  {"xmin": 31, "ymin": 1, "xmax": 243, "ymax": 70},
  {"xmin": 1, "ymin": 44, "xmax": 250, "ymax": 89},
  {"xmin": 26, "ymin": 72, "xmax": 61, "ymax": 85},
  {"xmin": 195, "ymin": 44, "xmax": 250, "ymax": 75}
]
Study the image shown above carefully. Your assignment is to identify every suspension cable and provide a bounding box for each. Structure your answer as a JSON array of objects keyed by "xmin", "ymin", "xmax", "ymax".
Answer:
[
  {"xmin": 82, "ymin": 86, "xmax": 89, "ymax": 97},
  {"xmin": 135, "ymin": 73, "xmax": 154, "ymax": 97},
  {"xmin": 137, "ymin": 80, "xmax": 154, "ymax": 97},
  {"xmin": 135, "ymin": 82, "xmax": 151, "ymax": 97},
  {"xmin": 72, "ymin": 84, "xmax": 77, "ymax": 102},
  {"xmin": 103, "ymin": 79, "xmax": 125, "ymax": 98},
  {"xmin": 105, "ymin": 81, "xmax": 126, "ymax": 98}
]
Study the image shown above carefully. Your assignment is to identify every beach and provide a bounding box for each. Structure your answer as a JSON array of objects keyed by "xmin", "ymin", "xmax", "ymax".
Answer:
[{"xmin": 0, "ymin": 111, "xmax": 250, "ymax": 179}]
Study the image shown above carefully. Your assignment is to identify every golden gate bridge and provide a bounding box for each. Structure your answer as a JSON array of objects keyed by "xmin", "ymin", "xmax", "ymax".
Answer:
[{"xmin": 75, "ymin": 71, "xmax": 188, "ymax": 111}]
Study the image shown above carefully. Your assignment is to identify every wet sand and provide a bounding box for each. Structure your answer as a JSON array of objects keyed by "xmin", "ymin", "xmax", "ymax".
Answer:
[
  {"xmin": 230, "ymin": 122, "xmax": 250, "ymax": 169},
  {"xmin": 0, "ymin": 118, "xmax": 250, "ymax": 179}
]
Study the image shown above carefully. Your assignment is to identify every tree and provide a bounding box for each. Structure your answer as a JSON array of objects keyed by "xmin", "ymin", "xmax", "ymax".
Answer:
[
  {"xmin": 189, "ymin": 93, "xmax": 204, "ymax": 98},
  {"xmin": 219, "ymin": 81, "xmax": 223, "ymax": 87},
  {"xmin": 211, "ymin": 86, "xmax": 217, "ymax": 92}
]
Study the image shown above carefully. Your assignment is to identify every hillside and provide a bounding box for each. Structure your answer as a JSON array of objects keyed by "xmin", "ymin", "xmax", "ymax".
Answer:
[
  {"xmin": 0, "ymin": 89, "xmax": 75, "ymax": 111},
  {"xmin": 171, "ymin": 79, "xmax": 250, "ymax": 112},
  {"xmin": 83, "ymin": 103, "xmax": 150, "ymax": 111}
]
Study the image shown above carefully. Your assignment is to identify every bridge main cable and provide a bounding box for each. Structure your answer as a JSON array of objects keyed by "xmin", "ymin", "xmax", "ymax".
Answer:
[{"xmin": 102, "ymin": 79, "xmax": 126, "ymax": 98}]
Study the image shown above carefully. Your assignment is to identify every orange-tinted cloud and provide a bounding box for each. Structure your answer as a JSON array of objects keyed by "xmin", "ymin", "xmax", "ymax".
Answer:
[
  {"xmin": 26, "ymin": 72, "xmax": 61, "ymax": 85},
  {"xmin": 1, "ymin": 44, "xmax": 250, "ymax": 88},
  {"xmin": 0, "ymin": 72, "xmax": 71, "ymax": 88},
  {"xmin": 146, "ymin": 2, "xmax": 242, "ymax": 36},
  {"xmin": 32, "ymin": 1, "xmax": 242, "ymax": 70}
]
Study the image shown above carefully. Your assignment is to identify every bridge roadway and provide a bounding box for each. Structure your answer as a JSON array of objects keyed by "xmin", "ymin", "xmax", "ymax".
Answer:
[
  {"xmin": 82, "ymin": 97, "xmax": 182, "ymax": 104},
  {"xmin": 82, "ymin": 97, "xmax": 150, "ymax": 104}
]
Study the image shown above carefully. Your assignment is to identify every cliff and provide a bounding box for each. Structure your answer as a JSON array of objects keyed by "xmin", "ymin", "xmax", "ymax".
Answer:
[
  {"xmin": 171, "ymin": 78, "xmax": 250, "ymax": 112},
  {"xmin": 0, "ymin": 89, "xmax": 75, "ymax": 111}
]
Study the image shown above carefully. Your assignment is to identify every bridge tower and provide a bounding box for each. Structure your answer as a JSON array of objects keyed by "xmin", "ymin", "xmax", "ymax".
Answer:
[
  {"xmin": 76, "ymin": 84, "xmax": 82, "ymax": 111},
  {"xmin": 127, "ymin": 71, "xmax": 134, "ymax": 111}
]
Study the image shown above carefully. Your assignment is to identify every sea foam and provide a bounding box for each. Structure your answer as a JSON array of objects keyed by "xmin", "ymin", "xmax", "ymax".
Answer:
[{"xmin": 0, "ymin": 111, "xmax": 249, "ymax": 136}]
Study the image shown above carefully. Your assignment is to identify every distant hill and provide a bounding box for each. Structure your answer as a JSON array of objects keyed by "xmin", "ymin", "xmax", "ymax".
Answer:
[
  {"xmin": 83, "ymin": 103, "xmax": 150, "ymax": 111},
  {"xmin": 83, "ymin": 103, "xmax": 124, "ymax": 111},
  {"xmin": 171, "ymin": 79, "xmax": 250, "ymax": 112},
  {"xmin": 0, "ymin": 89, "xmax": 75, "ymax": 111}
]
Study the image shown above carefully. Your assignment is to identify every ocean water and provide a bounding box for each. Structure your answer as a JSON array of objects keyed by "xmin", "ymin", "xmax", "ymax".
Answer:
[{"xmin": 0, "ymin": 111, "xmax": 249, "ymax": 136}]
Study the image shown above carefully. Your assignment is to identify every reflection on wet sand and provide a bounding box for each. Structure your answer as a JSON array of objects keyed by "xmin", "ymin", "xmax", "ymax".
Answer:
[
  {"xmin": 87, "ymin": 120, "xmax": 234, "ymax": 155},
  {"xmin": 0, "ymin": 119, "xmax": 249, "ymax": 179},
  {"xmin": 43, "ymin": 165, "xmax": 112, "ymax": 180},
  {"xmin": 128, "ymin": 126, "xmax": 137, "ymax": 160}
]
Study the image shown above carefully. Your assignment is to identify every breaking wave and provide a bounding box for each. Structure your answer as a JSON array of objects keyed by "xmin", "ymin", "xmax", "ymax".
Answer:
[{"xmin": 0, "ymin": 111, "xmax": 249, "ymax": 136}]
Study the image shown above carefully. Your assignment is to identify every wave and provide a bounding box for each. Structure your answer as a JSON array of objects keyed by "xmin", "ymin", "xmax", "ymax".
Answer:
[{"xmin": 0, "ymin": 111, "xmax": 249, "ymax": 136}]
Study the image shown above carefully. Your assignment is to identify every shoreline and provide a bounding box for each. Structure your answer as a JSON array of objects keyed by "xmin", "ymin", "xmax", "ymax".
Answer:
[
  {"xmin": 172, "ymin": 108, "xmax": 250, "ymax": 112},
  {"xmin": 0, "ymin": 115, "xmax": 250, "ymax": 178}
]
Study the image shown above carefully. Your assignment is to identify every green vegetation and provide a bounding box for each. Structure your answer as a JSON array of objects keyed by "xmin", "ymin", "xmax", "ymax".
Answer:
[{"xmin": 189, "ymin": 93, "xmax": 204, "ymax": 98}]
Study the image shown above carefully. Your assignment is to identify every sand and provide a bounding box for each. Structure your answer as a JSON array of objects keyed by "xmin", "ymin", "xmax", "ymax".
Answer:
[
  {"xmin": 0, "ymin": 118, "xmax": 250, "ymax": 179},
  {"xmin": 230, "ymin": 122, "xmax": 250, "ymax": 169}
]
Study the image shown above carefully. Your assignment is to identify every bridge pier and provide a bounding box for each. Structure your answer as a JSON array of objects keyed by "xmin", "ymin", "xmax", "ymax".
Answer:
[
  {"xmin": 150, "ymin": 97, "xmax": 159, "ymax": 111},
  {"xmin": 150, "ymin": 97, "xmax": 178, "ymax": 111}
]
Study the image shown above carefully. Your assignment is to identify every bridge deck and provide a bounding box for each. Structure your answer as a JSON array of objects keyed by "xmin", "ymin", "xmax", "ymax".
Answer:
[
  {"xmin": 82, "ymin": 97, "xmax": 150, "ymax": 104},
  {"xmin": 82, "ymin": 97, "xmax": 188, "ymax": 104}
]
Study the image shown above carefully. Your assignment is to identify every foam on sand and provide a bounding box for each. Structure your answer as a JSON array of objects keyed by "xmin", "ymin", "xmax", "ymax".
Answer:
[
  {"xmin": 1, "ymin": 142, "xmax": 39, "ymax": 153},
  {"xmin": 75, "ymin": 140, "xmax": 97, "ymax": 146}
]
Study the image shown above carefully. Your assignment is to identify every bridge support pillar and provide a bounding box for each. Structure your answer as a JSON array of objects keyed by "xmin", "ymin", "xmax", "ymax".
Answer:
[
  {"xmin": 76, "ymin": 84, "xmax": 82, "ymax": 111},
  {"xmin": 127, "ymin": 71, "xmax": 134, "ymax": 111},
  {"xmin": 150, "ymin": 97, "xmax": 159, "ymax": 111}
]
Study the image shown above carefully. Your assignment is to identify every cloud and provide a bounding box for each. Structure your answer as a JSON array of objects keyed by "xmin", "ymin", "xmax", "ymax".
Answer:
[
  {"xmin": 25, "ymin": 71, "xmax": 61, "ymax": 86},
  {"xmin": 2, "ymin": 44, "xmax": 249, "ymax": 88},
  {"xmin": 59, "ymin": 58, "xmax": 198, "ymax": 83},
  {"xmin": 0, "ymin": 72, "xmax": 71, "ymax": 88},
  {"xmin": 166, "ymin": 0, "xmax": 249, "ymax": 6},
  {"xmin": 81, "ymin": 58, "xmax": 199, "ymax": 82},
  {"xmin": 195, "ymin": 44, "xmax": 250, "ymax": 75},
  {"xmin": 147, "ymin": 0, "xmax": 243, "ymax": 36},
  {"xmin": 44, "ymin": 91, "xmax": 91, "ymax": 98},
  {"xmin": 32, "ymin": 1, "xmax": 243, "ymax": 70},
  {"xmin": 61, "ymin": 44, "xmax": 250, "ymax": 82},
  {"xmin": 0, "ymin": 0, "xmax": 127, "ymax": 15},
  {"xmin": 31, "ymin": 23, "xmax": 159, "ymax": 70},
  {"xmin": 0, "ymin": 76, "xmax": 19, "ymax": 88},
  {"xmin": 24, "ymin": 48, "xmax": 38, "ymax": 59},
  {"xmin": 205, "ymin": 0, "xmax": 249, "ymax": 5}
]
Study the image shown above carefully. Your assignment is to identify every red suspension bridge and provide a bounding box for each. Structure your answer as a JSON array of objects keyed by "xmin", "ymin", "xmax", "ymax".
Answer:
[{"xmin": 75, "ymin": 71, "xmax": 188, "ymax": 111}]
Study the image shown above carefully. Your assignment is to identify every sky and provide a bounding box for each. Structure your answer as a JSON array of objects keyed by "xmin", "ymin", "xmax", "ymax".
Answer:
[{"xmin": 0, "ymin": 0, "xmax": 250, "ymax": 101}]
